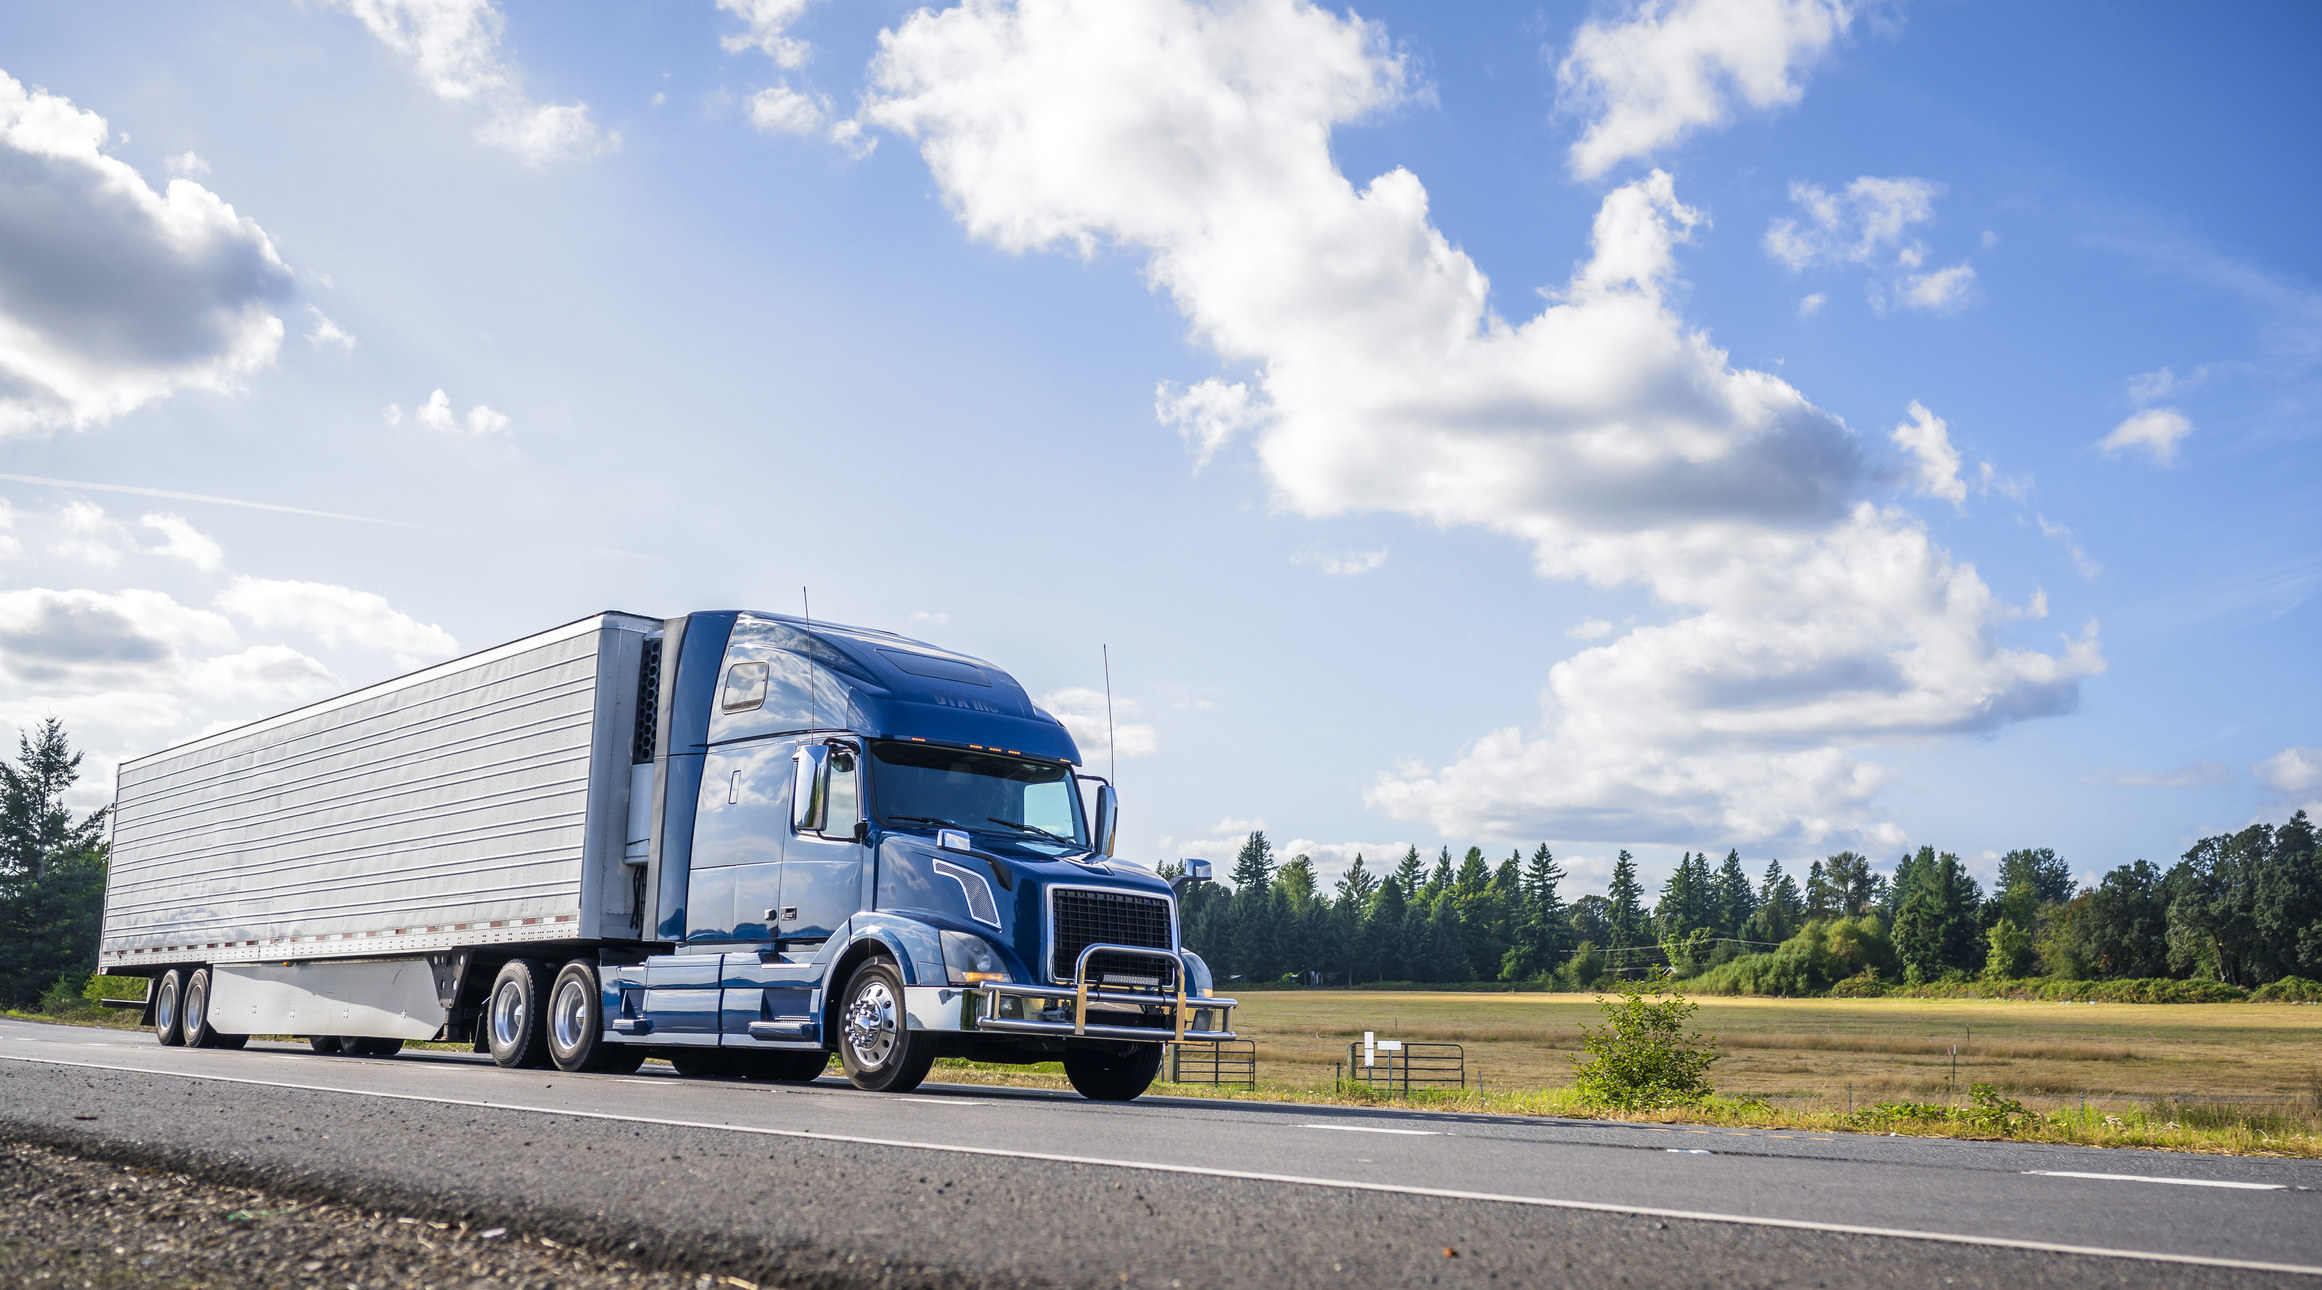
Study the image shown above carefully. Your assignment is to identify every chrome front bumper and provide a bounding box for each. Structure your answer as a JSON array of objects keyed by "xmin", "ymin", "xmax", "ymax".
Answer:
[{"xmin": 973, "ymin": 943, "xmax": 1237, "ymax": 1043}]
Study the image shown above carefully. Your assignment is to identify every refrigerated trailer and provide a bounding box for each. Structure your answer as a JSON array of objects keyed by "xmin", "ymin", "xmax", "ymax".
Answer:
[{"xmin": 100, "ymin": 610, "xmax": 1234, "ymax": 1100}]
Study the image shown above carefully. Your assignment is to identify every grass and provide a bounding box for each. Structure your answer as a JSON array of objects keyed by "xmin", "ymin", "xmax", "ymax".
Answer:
[{"xmin": 933, "ymin": 988, "xmax": 2322, "ymax": 1157}]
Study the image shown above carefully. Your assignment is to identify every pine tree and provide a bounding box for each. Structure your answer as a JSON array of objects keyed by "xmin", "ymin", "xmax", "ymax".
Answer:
[
  {"xmin": 1392, "ymin": 846, "xmax": 1425, "ymax": 900},
  {"xmin": 1278, "ymin": 853, "xmax": 1317, "ymax": 910},
  {"xmin": 1230, "ymin": 831, "xmax": 1276, "ymax": 893},
  {"xmin": 1335, "ymin": 853, "xmax": 1378, "ymax": 908},
  {"xmin": 1423, "ymin": 847, "xmax": 1454, "ymax": 902},
  {"xmin": 1804, "ymin": 859, "xmax": 1836, "ymax": 921},
  {"xmin": 1749, "ymin": 858, "xmax": 1803, "ymax": 944},
  {"xmin": 1713, "ymin": 849, "xmax": 1755, "ymax": 938},
  {"xmin": 1826, "ymin": 852, "xmax": 1874, "ymax": 916},
  {"xmin": 1606, "ymin": 850, "xmax": 1646, "ymax": 949},
  {"xmin": 1522, "ymin": 843, "xmax": 1568, "ymax": 966},
  {"xmin": 1424, "ymin": 893, "xmax": 1470, "ymax": 982},
  {"xmin": 0, "ymin": 719, "xmax": 112, "ymax": 1008},
  {"xmin": 1368, "ymin": 877, "xmax": 1410, "ymax": 982}
]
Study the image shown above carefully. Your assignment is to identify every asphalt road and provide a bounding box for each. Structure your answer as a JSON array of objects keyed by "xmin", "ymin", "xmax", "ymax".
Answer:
[{"xmin": 3, "ymin": 1015, "xmax": 2317, "ymax": 1288}]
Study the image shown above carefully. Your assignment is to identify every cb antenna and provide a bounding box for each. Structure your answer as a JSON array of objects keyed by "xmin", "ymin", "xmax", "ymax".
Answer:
[
  {"xmin": 1102, "ymin": 643, "xmax": 1116, "ymax": 783},
  {"xmin": 803, "ymin": 586, "xmax": 819, "ymax": 732}
]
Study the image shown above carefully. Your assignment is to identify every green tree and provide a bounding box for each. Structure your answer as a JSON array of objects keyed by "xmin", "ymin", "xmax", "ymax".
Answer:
[
  {"xmin": 1368, "ymin": 877, "xmax": 1410, "ymax": 982},
  {"xmin": 1654, "ymin": 851, "xmax": 1712, "ymax": 942},
  {"xmin": 2254, "ymin": 811, "xmax": 2322, "ymax": 981},
  {"xmin": 1422, "ymin": 893, "xmax": 1470, "ymax": 982},
  {"xmin": 1713, "ymin": 850, "xmax": 1755, "ymax": 938},
  {"xmin": 0, "ymin": 719, "xmax": 112, "ymax": 1009},
  {"xmin": 1567, "ymin": 893, "xmax": 1611, "ymax": 952},
  {"xmin": 1509, "ymin": 844, "xmax": 1569, "ymax": 978},
  {"xmin": 1278, "ymin": 853, "xmax": 1317, "ymax": 910},
  {"xmin": 1571, "ymin": 982, "xmax": 1719, "ymax": 1109},
  {"xmin": 1983, "ymin": 917, "xmax": 2034, "ymax": 979},
  {"xmin": 1748, "ymin": 859, "xmax": 1804, "ymax": 945},
  {"xmin": 1391, "ymin": 846, "xmax": 1425, "ymax": 901},
  {"xmin": 1605, "ymin": 852, "xmax": 1646, "ymax": 950},
  {"xmin": 1803, "ymin": 858, "xmax": 1838, "ymax": 921},
  {"xmin": 1421, "ymin": 847, "xmax": 1454, "ymax": 904},
  {"xmin": 1230, "ymin": 830, "xmax": 1277, "ymax": 893},
  {"xmin": 1825, "ymin": 851, "xmax": 1878, "ymax": 917},
  {"xmin": 1892, "ymin": 849, "xmax": 1983, "ymax": 980},
  {"xmin": 1994, "ymin": 847, "xmax": 2073, "ymax": 927}
]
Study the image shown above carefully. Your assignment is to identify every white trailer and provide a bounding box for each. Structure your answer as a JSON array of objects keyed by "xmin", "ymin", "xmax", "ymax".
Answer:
[{"xmin": 101, "ymin": 611, "xmax": 660, "ymax": 1048}]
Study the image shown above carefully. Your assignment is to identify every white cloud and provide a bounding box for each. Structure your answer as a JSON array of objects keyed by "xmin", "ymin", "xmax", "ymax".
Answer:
[
  {"xmin": 720, "ymin": 0, "xmax": 818, "ymax": 66},
  {"xmin": 1211, "ymin": 817, "xmax": 1265, "ymax": 834},
  {"xmin": 911, "ymin": 610, "xmax": 950, "ymax": 625},
  {"xmin": 748, "ymin": 84, "xmax": 828, "ymax": 135},
  {"xmin": 0, "ymin": 70, "xmax": 293, "ymax": 435},
  {"xmin": 1767, "ymin": 175, "xmax": 1976, "ymax": 314},
  {"xmin": 1567, "ymin": 618, "xmax": 1615, "ymax": 640},
  {"xmin": 48, "ymin": 500, "xmax": 139, "ymax": 566},
  {"xmin": 404, "ymin": 387, "xmax": 509, "ymax": 435},
  {"xmin": 138, "ymin": 513, "xmax": 225, "ymax": 572},
  {"xmin": 2078, "ymin": 761, "xmax": 2229, "ymax": 789},
  {"xmin": 1156, "ymin": 377, "xmax": 1263, "ymax": 467},
  {"xmin": 0, "ymin": 587, "xmax": 235, "ymax": 687},
  {"xmin": 164, "ymin": 150, "xmax": 210, "ymax": 177},
  {"xmin": 383, "ymin": 403, "xmax": 402, "ymax": 426},
  {"xmin": 327, "ymin": 0, "xmax": 614, "ymax": 164},
  {"xmin": 1900, "ymin": 262, "xmax": 1978, "ymax": 313},
  {"xmin": 2034, "ymin": 513, "xmax": 2098, "ymax": 580},
  {"xmin": 2257, "ymin": 747, "xmax": 2322, "ymax": 801},
  {"xmin": 214, "ymin": 576, "xmax": 458, "ymax": 664},
  {"xmin": 1890, "ymin": 401, "xmax": 1965, "ymax": 503},
  {"xmin": 1291, "ymin": 544, "xmax": 1386, "ymax": 576},
  {"xmin": 869, "ymin": 0, "xmax": 2101, "ymax": 847},
  {"xmin": 1037, "ymin": 685, "xmax": 1158, "ymax": 762},
  {"xmin": 186, "ymin": 644, "xmax": 338, "ymax": 702},
  {"xmin": 306, "ymin": 307, "xmax": 356, "ymax": 352},
  {"xmin": 1556, "ymin": 0, "xmax": 1855, "ymax": 179},
  {"xmin": 1796, "ymin": 291, "xmax": 1824, "ymax": 318},
  {"xmin": 2098, "ymin": 407, "xmax": 2192, "ymax": 466}
]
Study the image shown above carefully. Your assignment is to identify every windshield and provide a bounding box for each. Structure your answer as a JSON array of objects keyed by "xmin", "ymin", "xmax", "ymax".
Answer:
[{"xmin": 869, "ymin": 741, "xmax": 1085, "ymax": 845}]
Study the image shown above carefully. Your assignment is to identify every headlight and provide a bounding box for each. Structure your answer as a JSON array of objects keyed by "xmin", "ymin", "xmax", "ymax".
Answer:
[{"xmin": 941, "ymin": 930, "xmax": 1009, "ymax": 986}]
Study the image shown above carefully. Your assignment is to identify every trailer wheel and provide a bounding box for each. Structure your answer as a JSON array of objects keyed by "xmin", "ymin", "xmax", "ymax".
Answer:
[
  {"xmin": 486, "ymin": 960, "xmax": 554, "ymax": 1068},
  {"xmin": 546, "ymin": 961, "xmax": 632, "ymax": 1074},
  {"xmin": 1062, "ymin": 1044, "xmax": 1162, "ymax": 1102},
  {"xmin": 210, "ymin": 1034, "xmax": 249, "ymax": 1050},
  {"xmin": 152, "ymin": 970, "xmax": 186, "ymax": 1047},
  {"xmin": 348, "ymin": 1038, "xmax": 403, "ymax": 1057},
  {"xmin": 308, "ymin": 1036, "xmax": 343, "ymax": 1055},
  {"xmin": 837, "ymin": 957, "xmax": 935, "ymax": 1093},
  {"xmin": 181, "ymin": 969, "xmax": 221, "ymax": 1048}
]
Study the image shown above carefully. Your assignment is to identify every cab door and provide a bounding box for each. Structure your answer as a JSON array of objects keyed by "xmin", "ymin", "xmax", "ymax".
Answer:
[{"xmin": 778, "ymin": 741, "xmax": 866, "ymax": 945}]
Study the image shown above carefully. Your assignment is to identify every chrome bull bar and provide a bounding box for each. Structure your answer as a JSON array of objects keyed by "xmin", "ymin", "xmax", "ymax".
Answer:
[{"xmin": 973, "ymin": 943, "xmax": 1238, "ymax": 1043}]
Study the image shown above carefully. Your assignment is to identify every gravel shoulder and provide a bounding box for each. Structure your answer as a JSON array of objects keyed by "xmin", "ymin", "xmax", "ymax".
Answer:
[{"xmin": 0, "ymin": 1140, "xmax": 732, "ymax": 1290}]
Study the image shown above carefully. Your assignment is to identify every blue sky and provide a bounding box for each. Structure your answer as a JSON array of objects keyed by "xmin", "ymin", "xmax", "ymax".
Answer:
[{"xmin": 1, "ymin": 0, "xmax": 2315, "ymax": 900}]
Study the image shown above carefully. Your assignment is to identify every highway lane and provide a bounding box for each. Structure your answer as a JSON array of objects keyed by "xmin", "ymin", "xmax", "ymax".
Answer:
[{"xmin": 3, "ymin": 1016, "xmax": 2317, "ymax": 1287}]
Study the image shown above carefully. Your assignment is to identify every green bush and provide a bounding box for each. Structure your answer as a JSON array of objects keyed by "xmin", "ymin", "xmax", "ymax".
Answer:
[
  {"xmin": 1572, "ymin": 983, "xmax": 1720, "ymax": 1109},
  {"xmin": 37, "ymin": 970, "xmax": 93, "ymax": 1016},
  {"xmin": 2251, "ymin": 976, "xmax": 2322, "ymax": 1003},
  {"xmin": 82, "ymin": 973, "xmax": 145, "ymax": 1004}
]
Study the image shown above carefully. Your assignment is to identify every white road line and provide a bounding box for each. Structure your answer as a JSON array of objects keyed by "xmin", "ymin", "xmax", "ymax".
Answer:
[
  {"xmin": 5, "ymin": 1053, "xmax": 2320, "ymax": 1279},
  {"xmin": 1302, "ymin": 1124, "xmax": 1440, "ymax": 1136},
  {"xmin": 2025, "ymin": 1170, "xmax": 2286, "ymax": 1191}
]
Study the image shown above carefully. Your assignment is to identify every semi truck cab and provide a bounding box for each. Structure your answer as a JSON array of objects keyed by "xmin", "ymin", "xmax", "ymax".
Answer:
[{"xmin": 558, "ymin": 610, "xmax": 1234, "ymax": 1099}]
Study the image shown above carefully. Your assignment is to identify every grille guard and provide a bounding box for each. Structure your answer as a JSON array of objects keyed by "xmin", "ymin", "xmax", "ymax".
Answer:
[{"xmin": 974, "ymin": 943, "xmax": 1237, "ymax": 1043}]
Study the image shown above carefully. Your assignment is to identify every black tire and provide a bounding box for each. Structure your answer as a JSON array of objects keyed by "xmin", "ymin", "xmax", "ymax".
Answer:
[
  {"xmin": 485, "ymin": 959, "xmax": 554, "ymax": 1069},
  {"xmin": 546, "ymin": 961, "xmax": 625, "ymax": 1074},
  {"xmin": 1063, "ymin": 1044, "xmax": 1162, "ymax": 1101},
  {"xmin": 181, "ymin": 969, "xmax": 219, "ymax": 1048},
  {"xmin": 153, "ymin": 970, "xmax": 186, "ymax": 1047},
  {"xmin": 211, "ymin": 1033, "xmax": 249, "ymax": 1050},
  {"xmin": 836, "ymin": 957, "xmax": 936, "ymax": 1093},
  {"xmin": 308, "ymin": 1036, "xmax": 344, "ymax": 1055},
  {"xmin": 348, "ymin": 1037, "xmax": 403, "ymax": 1057},
  {"xmin": 667, "ymin": 1049, "xmax": 738, "ymax": 1079},
  {"xmin": 742, "ymin": 1050, "xmax": 829, "ymax": 1084}
]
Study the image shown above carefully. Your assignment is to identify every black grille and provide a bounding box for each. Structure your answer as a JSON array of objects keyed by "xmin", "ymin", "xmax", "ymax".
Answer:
[
  {"xmin": 632, "ymin": 638, "xmax": 662, "ymax": 764},
  {"xmin": 1051, "ymin": 888, "xmax": 1174, "ymax": 988}
]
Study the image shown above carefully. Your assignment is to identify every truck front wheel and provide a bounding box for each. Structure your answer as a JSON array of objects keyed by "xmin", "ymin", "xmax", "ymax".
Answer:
[
  {"xmin": 486, "ymin": 959, "xmax": 554, "ymax": 1069},
  {"xmin": 152, "ymin": 970, "xmax": 185, "ymax": 1047},
  {"xmin": 1062, "ymin": 1044, "xmax": 1161, "ymax": 1101},
  {"xmin": 837, "ymin": 957, "xmax": 936, "ymax": 1093}
]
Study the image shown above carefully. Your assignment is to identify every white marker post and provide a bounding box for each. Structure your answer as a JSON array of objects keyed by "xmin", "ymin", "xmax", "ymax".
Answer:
[{"xmin": 1363, "ymin": 1031, "xmax": 1375, "ymax": 1069}]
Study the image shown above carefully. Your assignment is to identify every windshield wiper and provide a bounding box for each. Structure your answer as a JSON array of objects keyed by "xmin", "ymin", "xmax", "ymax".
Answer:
[
  {"xmin": 986, "ymin": 816, "xmax": 1078, "ymax": 846},
  {"xmin": 885, "ymin": 814, "xmax": 967, "ymax": 831}
]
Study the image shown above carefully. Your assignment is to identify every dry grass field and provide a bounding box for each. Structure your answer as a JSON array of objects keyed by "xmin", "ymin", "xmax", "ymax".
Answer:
[{"xmin": 1211, "ymin": 989, "xmax": 2322, "ymax": 1112}]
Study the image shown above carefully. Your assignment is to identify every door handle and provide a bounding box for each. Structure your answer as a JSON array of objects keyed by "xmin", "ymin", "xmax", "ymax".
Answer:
[{"xmin": 728, "ymin": 769, "xmax": 740, "ymax": 804}]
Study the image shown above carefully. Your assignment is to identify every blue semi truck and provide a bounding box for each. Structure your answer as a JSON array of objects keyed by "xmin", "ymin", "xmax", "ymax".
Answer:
[{"xmin": 99, "ymin": 610, "xmax": 1235, "ymax": 1101}]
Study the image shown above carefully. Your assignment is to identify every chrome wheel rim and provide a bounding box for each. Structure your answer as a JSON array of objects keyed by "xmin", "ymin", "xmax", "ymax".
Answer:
[
  {"xmin": 550, "ymin": 977, "xmax": 590, "ymax": 1053},
  {"xmin": 844, "ymin": 978, "xmax": 898, "ymax": 1068},
  {"xmin": 183, "ymin": 979, "xmax": 206, "ymax": 1035},
  {"xmin": 490, "ymin": 979, "xmax": 527, "ymax": 1050},
  {"xmin": 155, "ymin": 979, "xmax": 178, "ymax": 1034}
]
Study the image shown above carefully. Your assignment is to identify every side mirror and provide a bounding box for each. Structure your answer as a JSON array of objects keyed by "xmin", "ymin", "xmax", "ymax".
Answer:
[
  {"xmin": 791, "ymin": 744, "xmax": 830, "ymax": 831},
  {"xmin": 1091, "ymin": 782, "xmax": 1119, "ymax": 857},
  {"xmin": 1170, "ymin": 858, "xmax": 1211, "ymax": 899}
]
